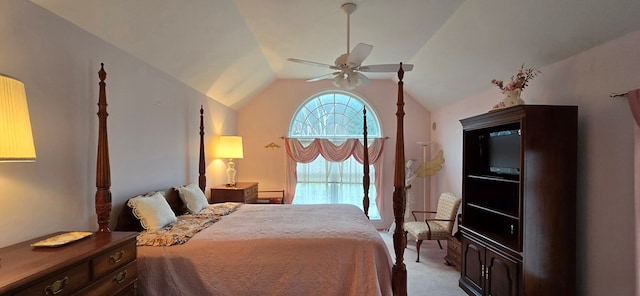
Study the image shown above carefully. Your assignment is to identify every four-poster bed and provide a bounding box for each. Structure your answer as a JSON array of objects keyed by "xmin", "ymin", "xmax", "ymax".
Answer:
[{"xmin": 95, "ymin": 63, "xmax": 408, "ymax": 295}]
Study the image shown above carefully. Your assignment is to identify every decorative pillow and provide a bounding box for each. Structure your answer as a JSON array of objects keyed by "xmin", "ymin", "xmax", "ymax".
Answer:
[
  {"xmin": 176, "ymin": 183, "xmax": 209, "ymax": 214},
  {"xmin": 127, "ymin": 191, "xmax": 177, "ymax": 231}
]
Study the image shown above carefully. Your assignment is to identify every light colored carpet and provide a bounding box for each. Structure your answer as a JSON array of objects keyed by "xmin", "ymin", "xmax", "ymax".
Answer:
[{"xmin": 379, "ymin": 231, "xmax": 467, "ymax": 295}]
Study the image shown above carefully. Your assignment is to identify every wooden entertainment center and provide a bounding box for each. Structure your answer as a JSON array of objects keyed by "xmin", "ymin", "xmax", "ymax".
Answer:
[{"xmin": 458, "ymin": 105, "xmax": 577, "ymax": 296}]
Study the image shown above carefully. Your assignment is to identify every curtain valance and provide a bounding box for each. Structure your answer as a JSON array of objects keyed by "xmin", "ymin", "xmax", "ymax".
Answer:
[{"xmin": 284, "ymin": 138, "xmax": 384, "ymax": 164}]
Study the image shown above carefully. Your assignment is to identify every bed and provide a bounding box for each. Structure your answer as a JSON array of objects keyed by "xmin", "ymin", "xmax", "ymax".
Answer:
[{"xmin": 93, "ymin": 63, "xmax": 409, "ymax": 295}]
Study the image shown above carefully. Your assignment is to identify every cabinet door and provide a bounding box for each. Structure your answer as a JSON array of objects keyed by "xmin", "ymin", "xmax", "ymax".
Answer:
[
  {"xmin": 461, "ymin": 237, "xmax": 485, "ymax": 295},
  {"xmin": 485, "ymin": 249, "xmax": 520, "ymax": 296}
]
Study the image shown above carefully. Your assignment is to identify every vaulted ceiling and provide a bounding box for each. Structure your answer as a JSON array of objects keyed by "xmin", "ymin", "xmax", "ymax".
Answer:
[{"xmin": 31, "ymin": 0, "xmax": 640, "ymax": 110}]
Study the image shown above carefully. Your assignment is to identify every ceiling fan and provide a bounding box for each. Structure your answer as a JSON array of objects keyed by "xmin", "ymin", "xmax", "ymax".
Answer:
[{"xmin": 287, "ymin": 2, "xmax": 413, "ymax": 90}]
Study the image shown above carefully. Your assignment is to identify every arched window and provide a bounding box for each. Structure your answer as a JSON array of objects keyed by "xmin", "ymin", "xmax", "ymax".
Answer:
[{"xmin": 286, "ymin": 90, "xmax": 383, "ymax": 219}]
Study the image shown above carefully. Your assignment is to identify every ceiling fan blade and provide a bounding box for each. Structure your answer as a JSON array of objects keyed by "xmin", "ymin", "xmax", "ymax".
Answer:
[
  {"xmin": 346, "ymin": 43, "xmax": 373, "ymax": 66},
  {"xmin": 287, "ymin": 58, "xmax": 338, "ymax": 69},
  {"xmin": 358, "ymin": 63, "xmax": 414, "ymax": 72},
  {"xmin": 306, "ymin": 72, "xmax": 340, "ymax": 82}
]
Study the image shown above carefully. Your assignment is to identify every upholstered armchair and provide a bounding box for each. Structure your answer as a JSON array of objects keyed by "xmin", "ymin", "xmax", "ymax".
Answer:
[{"xmin": 404, "ymin": 192, "xmax": 461, "ymax": 262}]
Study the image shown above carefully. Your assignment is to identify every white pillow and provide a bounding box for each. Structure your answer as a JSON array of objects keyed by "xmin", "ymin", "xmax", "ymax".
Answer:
[
  {"xmin": 176, "ymin": 183, "xmax": 209, "ymax": 214},
  {"xmin": 127, "ymin": 191, "xmax": 177, "ymax": 231}
]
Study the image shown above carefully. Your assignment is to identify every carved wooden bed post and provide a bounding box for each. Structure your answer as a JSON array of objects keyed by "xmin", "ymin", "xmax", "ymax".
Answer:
[
  {"xmin": 362, "ymin": 107, "xmax": 370, "ymax": 219},
  {"xmin": 95, "ymin": 63, "xmax": 111, "ymax": 232},
  {"xmin": 198, "ymin": 105, "xmax": 206, "ymax": 192},
  {"xmin": 392, "ymin": 63, "xmax": 407, "ymax": 296}
]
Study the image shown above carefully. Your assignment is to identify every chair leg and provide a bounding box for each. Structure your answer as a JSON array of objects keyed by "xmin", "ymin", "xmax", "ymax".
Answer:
[
  {"xmin": 415, "ymin": 240, "xmax": 423, "ymax": 262},
  {"xmin": 437, "ymin": 240, "xmax": 443, "ymax": 249}
]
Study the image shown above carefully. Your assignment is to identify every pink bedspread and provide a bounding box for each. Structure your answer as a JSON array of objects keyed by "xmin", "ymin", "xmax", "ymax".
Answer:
[{"xmin": 137, "ymin": 204, "xmax": 393, "ymax": 296}]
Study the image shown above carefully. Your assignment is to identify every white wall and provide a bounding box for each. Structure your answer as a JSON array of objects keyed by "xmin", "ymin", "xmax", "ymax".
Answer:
[
  {"xmin": 0, "ymin": 0, "xmax": 236, "ymax": 247},
  {"xmin": 431, "ymin": 30, "xmax": 640, "ymax": 296}
]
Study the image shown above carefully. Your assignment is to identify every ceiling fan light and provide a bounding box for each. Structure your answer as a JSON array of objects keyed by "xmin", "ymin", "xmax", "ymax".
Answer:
[
  {"xmin": 333, "ymin": 75, "xmax": 344, "ymax": 88},
  {"xmin": 344, "ymin": 83, "xmax": 356, "ymax": 90},
  {"xmin": 355, "ymin": 71, "xmax": 368, "ymax": 85},
  {"xmin": 341, "ymin": 79, "xmax": 352, "ymax": 89},
  {"xmin": 342, "ymin": 73, "xmax": 358, "ymax": 90}
]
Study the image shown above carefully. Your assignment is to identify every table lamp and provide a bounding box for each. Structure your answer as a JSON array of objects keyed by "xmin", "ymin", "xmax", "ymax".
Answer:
[
  {"xmin": 0, "ymin": 74, "xmax": 36, "ymax": 162},
  {"xmin": 216, "ymin": 136, "xmax": 243, "ymax": 186},
  {"xmin": 0, "ymin": 73, "xmax": 35, "ymax": 264}
]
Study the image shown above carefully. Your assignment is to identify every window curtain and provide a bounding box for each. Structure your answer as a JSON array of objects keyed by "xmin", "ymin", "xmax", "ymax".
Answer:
[
  {"xmin": 628, "ymin": 89, "xmax": 640, "ymax": 296},
  {"xmin": 284, "ymin": 138, "xmax": 385, "ymax": 212}
]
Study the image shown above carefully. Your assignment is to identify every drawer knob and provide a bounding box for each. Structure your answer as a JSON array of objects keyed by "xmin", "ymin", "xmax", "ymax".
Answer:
[
  {"xmin": 44, "ymin": 276, "xmax": 68, "ymax": 295},
  {"xmin": 109, "ymin": 250, "xmax": 125, "ymax": 264},
  {"xmin": 113, "ymin": 270, "xmax": 128, "ymax": 284}
]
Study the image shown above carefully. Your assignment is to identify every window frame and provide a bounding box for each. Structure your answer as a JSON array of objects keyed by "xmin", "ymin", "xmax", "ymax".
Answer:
[
  {"xmin": 287, "ymin": 90, "xmax": 383, "ymax": 219},
  {"xmin": 288, "ymin": 90, "xmax": 382, "ymax": 140}
]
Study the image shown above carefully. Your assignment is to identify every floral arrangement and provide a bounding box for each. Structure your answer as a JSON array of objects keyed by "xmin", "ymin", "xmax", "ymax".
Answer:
[{"xmin": 491, "ymin": 64, "xmax": 541, "ymax": 93}]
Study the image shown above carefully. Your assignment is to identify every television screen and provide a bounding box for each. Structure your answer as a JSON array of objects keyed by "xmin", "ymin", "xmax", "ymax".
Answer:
[{"xmin": 488, "ymin": 129, "xmax": 520, "ymax": 175}]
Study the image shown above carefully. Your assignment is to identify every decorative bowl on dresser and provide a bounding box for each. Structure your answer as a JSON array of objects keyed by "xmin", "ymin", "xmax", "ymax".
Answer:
[{"xmin": 0, "ymin": 231, "xmax": 138, "ymax": 296}]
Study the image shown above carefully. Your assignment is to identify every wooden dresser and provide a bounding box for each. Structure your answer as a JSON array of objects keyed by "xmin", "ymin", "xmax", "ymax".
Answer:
[
  {"xmin": 210, "ymin": 182, "xmax": 258, "ymax": 204},
  {"xmin": 0, "ymin": 231, "xmax": 138, "ymax": 296}
]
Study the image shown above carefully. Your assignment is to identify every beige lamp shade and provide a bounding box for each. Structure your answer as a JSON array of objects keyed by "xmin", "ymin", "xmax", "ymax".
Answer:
[
  {"xmin": 216, "ymin": 136, "xmax": 243, "ymax": 159},
  {"xmin": 0, "ymin": 74, "xmax": 36, "ymax": 162},
  {"xmin": 216, "ymin": 136, "xmax": 243, "ymax": 186}
]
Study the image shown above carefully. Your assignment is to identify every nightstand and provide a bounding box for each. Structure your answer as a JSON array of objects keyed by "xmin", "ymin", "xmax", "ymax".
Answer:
[
  {"xmin": 444, "ymin": 235, "xmax": 461, "ymax": 270},
  {"xmin": 0, "ymin": 231, "xmax": 138, "ymax": 295},
  {"xmin": 211, "ymin": 182, "xmax": 258, "ymax": 203},
  {"xmin": 255, "ymin": 190, "xmax": 285, "ymax": 204}
]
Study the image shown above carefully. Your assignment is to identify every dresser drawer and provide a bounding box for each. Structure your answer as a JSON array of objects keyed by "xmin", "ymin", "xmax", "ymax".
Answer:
[
  {"xmin": 75, "ymin": 260, "xmax": 137, "ymax": 296},
  {"xmin": 245, "ymin": 185, "xmax": 257, "ymax": 196},
  {"xmin": 447, "ymin": 246, "xmax": 460, "ymax": 265},
  {"xmin": 244, "ymin": 185, "xmax": 258, "ymax": 204},
  {"xmin": 92, "ymin": 240, "xmax": 137, "ymax": 278},
  {"xmin": 448, "ymin": 238, "xmax": 461, "ymax": 253},
  {"xmin": 15, "ymin": 262, "xmax": 90, "ymax": 296},
  {"xmin": 112, "ymin": 283, "xmax": 137, "ymax": 296}
]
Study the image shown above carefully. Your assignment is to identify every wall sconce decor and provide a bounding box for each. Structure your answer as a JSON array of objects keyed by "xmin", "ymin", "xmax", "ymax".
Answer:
[
  {"xmin": 216, "ymin": 136, "xmax": 243, "ymax": 186},
  {"xmin": 0, "ymin": 74, "xmax": 36, "ymax": 162},
  {"xmin": 264, "ymin": 142, "xmax": 280, "ymax": 149}
]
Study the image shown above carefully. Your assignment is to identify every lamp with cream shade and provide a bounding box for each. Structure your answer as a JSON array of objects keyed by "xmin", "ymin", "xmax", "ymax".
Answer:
[
  {"xmin": 0, "ymin": 74, "xmax": 35, "ymax": 263},
  {"xmin": 0, "ymin": 74, "xmax": 36, "ymax": 162},
  {"xmin": 216, "ymin": 136, "xmax": 243, "ymax": 186}
]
